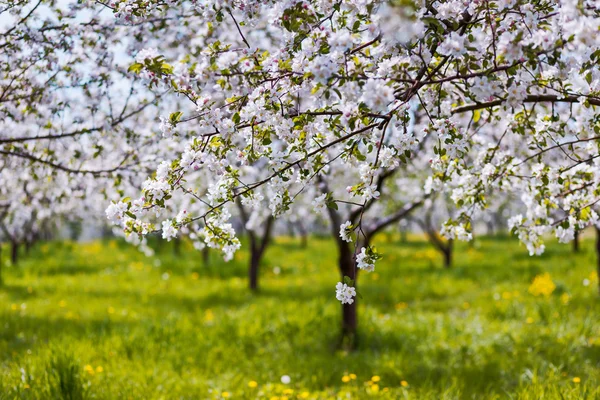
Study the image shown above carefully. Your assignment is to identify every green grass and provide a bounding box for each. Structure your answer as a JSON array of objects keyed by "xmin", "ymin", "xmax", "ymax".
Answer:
[{"xmin": 0, "ymin": 234, "xmax": 599, "ymax": 399}]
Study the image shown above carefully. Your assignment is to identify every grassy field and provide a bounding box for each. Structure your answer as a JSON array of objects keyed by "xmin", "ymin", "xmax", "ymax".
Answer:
[{"xmin": 0, "ymin": 234, "xmax": 599, "ymax": 399}]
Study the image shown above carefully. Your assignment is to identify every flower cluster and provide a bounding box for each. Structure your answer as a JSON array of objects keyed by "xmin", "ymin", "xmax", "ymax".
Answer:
[{"xmin": 335, "ymin": 282, "xmax": 357, "ymax": 305}]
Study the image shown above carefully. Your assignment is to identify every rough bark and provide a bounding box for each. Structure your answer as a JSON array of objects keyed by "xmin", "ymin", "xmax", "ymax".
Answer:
[{"xmin": 573, "ymin": 230, "xmax": 580, "ymax": 253}]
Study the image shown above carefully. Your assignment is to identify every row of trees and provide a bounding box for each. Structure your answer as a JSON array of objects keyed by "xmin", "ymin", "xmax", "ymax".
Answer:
[{"xmin": 2, "ymin": 0, "xmax": 600, "ymax": 344}]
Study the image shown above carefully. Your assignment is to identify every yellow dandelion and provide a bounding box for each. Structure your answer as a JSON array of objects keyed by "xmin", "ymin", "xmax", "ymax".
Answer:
[
  {"xmin": 283, "ymin": 389, "xmax": 293, "ymax": 395},
  {"xmin": 573, "ymin": 377, "xmax": 581, "ymax": 383},
  {"xmin": 401, "ymin": 380, "xmax": 409, "ymax": 387},
  {"xmin": 371, "ymin": 375, "xmax": 380, "ymax": 382},
  {"xmin": 560, "ymin": 293, "xmax": 570, "ymax": 305},
  {"xmin": 370, "ymin": 384, "xmax": 379, "ymax": 393},
  {"xmin": 342, "ymin": 375, "xmax": 351, "ymax": 383},
  {"xmin": 83, "ymin": 365, "xmax": 94, "ymax": 375},
  {"xmin": 107, "ymin": 306, "xmax": 115, "ymax": 314},
  {"xmin": 395, "ymin": 302, "xmax": 408, "ymax": 310},
  {"xmin": 204, "ymin": 309, "xmax": 214, "ymax": 322},
  {"xmin": 462, "ymin": 302, "xmax": 470, "ymax": 309},
  {"xmin": 95, "ymin": 366, "xmax": 103, "ymax": 373},
  {"xmin": 191, "ymin": 272, "xmax": 199, "ymax": 280},
  {"xmin": 222, "ymin": 392, "xmax": 230, "ymax": 398},
  {"xmin": 526, "ymin": 317, "xmax": 534, "ymax": 324},
  {"xmin": 248, "ymin": 380, "xmax": 258, "ymax": 388},
  {"xmin": 11, "ymin": 304, "xmax": 17, "ymax": 311},
  {"xmin": 299, "ymin": 392, "xmax": 310, "ymax": 399},
  {"xmin": 59, "ymin": 300, "xmax": 67, "ymax": 308},
  {"xmin": 349, "ymin": 373, "xmax": 357, "ymax": 380},
  {"xmin": 528, "ymin": 273, "xmax": 556, "ymax": 297}
]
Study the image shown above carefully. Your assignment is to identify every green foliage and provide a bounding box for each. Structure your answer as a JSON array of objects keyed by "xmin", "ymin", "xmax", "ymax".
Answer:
[{"xmin": 0, "ymin": 235, "xmax": 599, "ymax": 399}]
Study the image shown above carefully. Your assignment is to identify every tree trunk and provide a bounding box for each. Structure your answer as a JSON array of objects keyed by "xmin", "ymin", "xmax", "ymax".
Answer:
[
  {"xmin": 486, "ymin": 220, "xmax": 495, "ymax": 236},
  {"xmin": 573, "ymin": 230, "xmax": 580, "ymax": 253},
  {"xmin": 596, "ymin": 227, "xmax": 600, "ymax": 295},
  {"xmin": 202, "ymin": 246, "xmax": 209, "ymax": 265},
  {"xmin": 249, "ymin": 248, "xmax": 260, "ymax": 291},
  {"xmin": 443, "ymin": 239, "xmax": 453, "ymax": 269},
  {"xmin": 11, "ymin": 241, "xmax": 18, "ymax": 266},
  {"xmin": 286, "ymin": 221, "xmax": 296, "ymax": 238},
  {"xmin": 246, "ymin": 216, "xmax": 274, "ymax": 292},
  {"xmin": 297, "ymin": 222, "xmax": 308, "ymax": 249},
  {"xmin": 338, "ymin": 241, "xmax": 357, "ymax": 344},
  {"xmin": 400, "ymin": 228, "xmax": 407, "ymax": 243}
]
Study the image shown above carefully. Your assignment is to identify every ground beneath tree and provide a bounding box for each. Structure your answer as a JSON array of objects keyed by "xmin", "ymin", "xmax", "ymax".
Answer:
[{"xmin": 0, "ymin": 235, "xmax": 598, "ymax": 399}]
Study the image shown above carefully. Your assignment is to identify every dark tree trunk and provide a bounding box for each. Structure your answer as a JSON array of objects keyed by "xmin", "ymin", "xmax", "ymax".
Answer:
[
  {"xmin": 0, "ymin": 243, "xmax": 3, "ymax": 286},
  {"xmin": 338, "ymin": 241, "xmax": 357, "ymax": 340},
  {"xmin": 596, "ymin": 227, "xmax": 600, "ymax": 295},
  {"xmin": 248, "ymin": 217, "xmax": 274, "ymax": 291},
  {"xmin": 236, "ymin": 198, "xmax": 274, "ymax": 292},
  {"xmin": 11, "ymin": 241, "xmax": 18, "ymax": 266},
  {"xmin": 443, "ymin": 239, "xmax": 454, "ymax": 268},
  {"xmin": 573, "ymin": 230, "xmax": 580, "ymax": 253},
  {"xmin": 249, "ymin": 249, "xmax": 260, "ymax": 291},
  {"xmin": 202, "ymin": 246, "xmax": 209, "ymax": 265}
]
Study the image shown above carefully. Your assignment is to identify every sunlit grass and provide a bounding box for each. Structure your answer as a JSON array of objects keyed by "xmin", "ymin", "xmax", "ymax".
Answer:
[{"xmin": 0, "ymin": 234, "xmax": 599, "ymax": 399}]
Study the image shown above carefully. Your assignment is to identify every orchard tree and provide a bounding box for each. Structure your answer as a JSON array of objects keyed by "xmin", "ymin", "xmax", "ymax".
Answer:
[
  {"xmin": 412, "ymin": 195, "xmax": 456, "ymax": 268},
  {"xmin": 0, "ymin": 0, "xmax": 214, "ymax": 283},
  {"xmin": 104, "ymin": 0, "xmax": 600, "ymax": 340}
]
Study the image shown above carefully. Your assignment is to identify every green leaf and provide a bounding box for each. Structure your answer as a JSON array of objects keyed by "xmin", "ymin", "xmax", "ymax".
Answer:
[
  {"xmin": 127, "ymin": 63, "xmax": 143, "ymax": 74},
  {"xmin": 343, "ymin": 276, "xmax": 355, "ymax": 287},
  {"xmin": 169, "ymin": 111, "xmax": 183, "ymax": 124}
]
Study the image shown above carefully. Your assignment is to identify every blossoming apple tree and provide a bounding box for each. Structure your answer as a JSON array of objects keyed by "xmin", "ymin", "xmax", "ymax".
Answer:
[
  {"xmin": 0, "ymin": 0, "xmax": 207, "ymax": 282},
  {"xmin": 104, "ymin": 0, "xmax": 600, "ymax": 337}
]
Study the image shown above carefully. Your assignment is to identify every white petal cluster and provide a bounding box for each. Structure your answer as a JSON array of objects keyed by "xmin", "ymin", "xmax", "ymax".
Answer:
[{"xmin": 335, "ymin": 282, "xmax": 357, "ymax": 305}]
